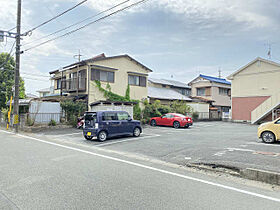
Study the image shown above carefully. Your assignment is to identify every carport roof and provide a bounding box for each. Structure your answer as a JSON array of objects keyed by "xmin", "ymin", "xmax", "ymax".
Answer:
[{"xmin": 148, "ymin": 87, "xmax": 192, "ymax": 101}]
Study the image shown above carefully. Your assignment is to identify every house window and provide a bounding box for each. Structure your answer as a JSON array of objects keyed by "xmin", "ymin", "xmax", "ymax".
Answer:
[
  {"xmin": 128, "ymin": 75, "xmax": 146, "ymax": 87},
  {"xmin": 91, "ymin": 69, "xmax": 114, "ymax": 83},
  {"xmin": 197, "ymin": 88, "xmax": 205, "ymax": 96},
  {"xmin": 219, "ymin": 88, "xmax": 229, "ymax": 96},
  {"xmin": 180, "ymin": 89, "xmax": 191, "ymax": 96},
  {"xmin": 56, "ymin": 79, "xmax": 61, "ymax": 89}
]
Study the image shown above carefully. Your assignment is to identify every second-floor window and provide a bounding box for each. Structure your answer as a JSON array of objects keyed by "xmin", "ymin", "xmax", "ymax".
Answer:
[
  {"xmin": 219, "ymin": 88, "xmax": 229, "ymax": 96},
  {"xmin": 197, "ymin": 88, "xmax": 205, "ymax": 96},
  {"xmin": 56, "ymin": 79, "xmax": 61, "ymax": 89},
  {"xmin": 91, "ymin": 69, "xmax": 114, "ymax": 83},
  {"xmin": 128, "ymin": 75, "xmax": 146, "ymax": 87}
]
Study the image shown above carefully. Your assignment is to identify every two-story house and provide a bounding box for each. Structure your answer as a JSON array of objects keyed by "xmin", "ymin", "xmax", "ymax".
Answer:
[
  {"xmin": 49, "ymin": 54, "xmax": 152, "ymax": 108},
  {"xmin": 148, "ymin": 78, "xmax": 192, "ymax": 104},
  {"xmin": 227, "ymin": 57, "xmax": 280, "ymax": 124},
  {"xmin": 188, "ymin": 74, "xmax": 231, "ymax": 113}
]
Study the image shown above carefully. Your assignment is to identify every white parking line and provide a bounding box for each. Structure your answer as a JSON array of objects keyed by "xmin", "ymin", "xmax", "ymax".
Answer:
[
  {"xmin": 1, "ymin": 130, "xmax": 279, "ymax": 204},
  {"xmin": 247, "ymin": 142, "xmax": 280, "ymax": 147},
  {"xmin": 96, "ymin": 134, "xmax": 161, "ymax": 147},
  {"xmin": 53, "ymin": 132, "xmax": 82, "ymax": 137}
]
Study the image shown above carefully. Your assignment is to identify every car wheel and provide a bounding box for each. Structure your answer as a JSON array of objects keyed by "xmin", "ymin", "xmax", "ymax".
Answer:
[
  {"xmin": 150, "ymin": 120, "xmax": 156, "ymax": 127},
  {"xmin": 261, "ymin": 131, "xmax": 275, "ymax": 143},
  {"xmin": 133, "ymin": 127, "xmax": 141, "ymax": 137},
  {"xmin": 98, "ymin": 131, "xmax": 107, "ymax": 142},
  {"xmin": 84, "ymin": 135, "xmax": 93, "ymax": 140},
  {"xmin": 173, "ymin": 121, "xmax": 180, "ymax": 129}
]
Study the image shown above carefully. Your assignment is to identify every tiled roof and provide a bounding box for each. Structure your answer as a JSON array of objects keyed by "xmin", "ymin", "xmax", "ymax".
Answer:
[
  {"xmin": 50, "ymin": 54, "xmax": 153, "ymax": 74},
  {"xmin": 148, "ymin": 78, "xmax": 190, "ymax": 89},
  {"xmin": 148, "ymin": 87, "xmax": 192, "ymax": 101},
  {"xmin": 199, "ymin": 74, "xmax": 231, "ymax": 85}
]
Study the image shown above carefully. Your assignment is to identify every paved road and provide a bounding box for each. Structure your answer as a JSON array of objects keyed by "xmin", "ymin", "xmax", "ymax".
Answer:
[
  {"xmin": 32, "ymin": 122, "xmax": 280, "ymax": 173},
  {"xmin": 1, "ymin": 130, "xmax": 280, "ymax": 209}
]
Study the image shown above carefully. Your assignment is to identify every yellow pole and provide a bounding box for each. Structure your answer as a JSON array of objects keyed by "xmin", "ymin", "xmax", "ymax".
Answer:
[{"xmin": 7, "ymin": 96, "xmax": 13, "ymax": 129}]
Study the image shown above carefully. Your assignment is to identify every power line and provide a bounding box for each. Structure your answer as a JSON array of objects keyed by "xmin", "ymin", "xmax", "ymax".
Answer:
[
  {"xmin": 23, "ymin": 0, "xmax": 150, "ymax": 52},
  {"xmin": 22, "ymin": 0, "xmax": 130, "ymax": 46},
  {"xmin": 23, "ymin": 0, "xmax": 88, "ymax": 35}
]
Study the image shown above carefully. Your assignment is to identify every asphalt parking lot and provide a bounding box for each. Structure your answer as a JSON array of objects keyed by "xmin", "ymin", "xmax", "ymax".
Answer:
[{"xmin": 32, "ymin": 122, "xmax": 280, "ymax": 173}]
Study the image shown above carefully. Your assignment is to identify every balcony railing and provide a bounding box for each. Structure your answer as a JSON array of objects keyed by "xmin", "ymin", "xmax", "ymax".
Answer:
[{"xmin": 61, "ymin": 78, "xmax": 86, "ymax": 92}]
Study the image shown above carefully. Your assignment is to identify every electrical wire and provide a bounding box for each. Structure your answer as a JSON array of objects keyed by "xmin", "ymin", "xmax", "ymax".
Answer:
[
  {"xmin": 22, "ymin": 0, "xmax": 130, "ymax": 46},
  {"xmin": 23, "ymin": 0, "xmax": 150, "ymax": 52},
  {"xmin": 23, "ymin": 0, "xmax": 88, "ymax": 35}
]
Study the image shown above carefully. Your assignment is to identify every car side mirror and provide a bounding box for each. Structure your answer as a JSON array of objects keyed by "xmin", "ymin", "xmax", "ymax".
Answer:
[{"xmin": 128, "ymin": 116, "xmax": 132, "ymax": 121}]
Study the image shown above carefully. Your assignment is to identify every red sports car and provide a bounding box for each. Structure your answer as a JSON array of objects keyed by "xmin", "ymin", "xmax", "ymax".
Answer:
[{"xmin": 150, "ymin": 113, "xmax": 193, "ymax": 128}]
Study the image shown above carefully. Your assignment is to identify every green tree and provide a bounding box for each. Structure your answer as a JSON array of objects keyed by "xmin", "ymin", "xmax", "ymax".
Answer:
[{"xmin": 0, "ymin": 52, "xmax": 25, "ymax": 109}]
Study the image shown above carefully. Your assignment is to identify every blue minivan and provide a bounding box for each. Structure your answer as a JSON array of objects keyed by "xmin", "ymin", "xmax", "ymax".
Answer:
[{"xmin": 83, "ymin": 111, "xmax": 142, "ymax": 141}]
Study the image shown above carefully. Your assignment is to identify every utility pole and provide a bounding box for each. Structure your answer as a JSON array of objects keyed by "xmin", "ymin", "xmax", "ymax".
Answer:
[
  {"xmin": 74, "ymin": 49, "xmax": 83, "ymax": 62},
  {"xmin": 14, "ymin": 0, "xmax": 22, "ymax": 133},
  {"xmin": 74, "ymin": 50, "xmax": 83, "ymax": 96},
  {"xmin": 218, "ymin": 68, "xmax": 222, "ymax": 78}
]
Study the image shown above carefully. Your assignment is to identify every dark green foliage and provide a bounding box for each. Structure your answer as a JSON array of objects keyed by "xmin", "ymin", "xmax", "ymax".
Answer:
[
  {"xmin": 125, "ymin": 85, "xmax": 130, "ymax": 101},
  {"xmin": 95, "ymin": 80, "xmax": 130, "ymax": 102},
  {"xmin": 0, "ymin": 53, "xmax": 25, "ymax": 109},
  {"xmin": 60, "ymin": 100, "xmax": 87, "ymax": 126},
  {"xmin": 170, "ymin": 100, "xmax": 193, "ymax": 115},
  {"xmin": 48, "ymin": 119, "xmax": 57, "ymax": 126},
  {"xmin": 192, "ymin": 111, "xmax": 199, "ymax": 120},
  {"xmin": 133, "ymin": 102, "xmax": 141, "ymax": 120}
]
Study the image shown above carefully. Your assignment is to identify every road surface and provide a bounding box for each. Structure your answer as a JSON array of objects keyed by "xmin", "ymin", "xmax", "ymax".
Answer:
[{"xmin": 0, "ymin": 129, "xmax": 280, "ymax": 209}]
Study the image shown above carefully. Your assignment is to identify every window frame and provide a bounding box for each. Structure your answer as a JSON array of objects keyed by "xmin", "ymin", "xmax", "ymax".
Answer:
[
  {"xmin": 128, "ymin": 75, "xmax": 146, "ymax": 87},
  {"xmin": 91, "ymin": 69, "xmax": 115, "ymax": 83},
  {"xmin": 219, "ymin": 87, "xmax": 229, "ymax": 96},
  {"xmin": 197, "ymin": 88, "xmax": 206, "ymax": 96}
]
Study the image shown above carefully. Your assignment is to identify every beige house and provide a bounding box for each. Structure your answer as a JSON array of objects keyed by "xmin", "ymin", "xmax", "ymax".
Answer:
[
  {"xmin": 49, "ymin": 54, "xmax": 152, "ymax": 108},
  {"xmin": 188, "ymin": 74, "xmax": 231, "ymax": 113},
  {"xmin": 227, "ymin": 57, "xmax": 280, "ymax": 124}
]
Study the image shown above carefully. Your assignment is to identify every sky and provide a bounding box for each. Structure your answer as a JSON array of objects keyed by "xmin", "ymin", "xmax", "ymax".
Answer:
[{"xmin": 1, "ymin": 0, "xmax": 280, "ymax": 95}]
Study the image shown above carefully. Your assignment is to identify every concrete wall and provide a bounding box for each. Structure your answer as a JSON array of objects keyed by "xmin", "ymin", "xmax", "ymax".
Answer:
[{"xmin": 232, "ymin": 96, "xmax": 270, "ymax": 121}]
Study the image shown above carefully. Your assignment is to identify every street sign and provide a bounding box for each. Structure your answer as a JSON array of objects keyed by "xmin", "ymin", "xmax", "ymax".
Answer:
[{"xmin": 0, "ymin": 31, "xmax": 4, "ymax": 42}]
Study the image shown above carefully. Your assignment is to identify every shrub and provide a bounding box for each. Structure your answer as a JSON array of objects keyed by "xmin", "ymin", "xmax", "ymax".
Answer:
[
  {"xmin": 1, "ymin": 108, "xmax": 9, "ymax": 121},
  {"xmin": 26, "ymin": 117, "xmax": 34, "ymax": 126},
  {"xmin": 192, "ymin": 111, "xmax": 199, "ymax": 120},
  {"xmin": 133, "ymin": 103, "xmax": 141, "ymax": 120},
  {"xmin": 48, "ymin": 119, "xmax": 57, "ymax": 126}
]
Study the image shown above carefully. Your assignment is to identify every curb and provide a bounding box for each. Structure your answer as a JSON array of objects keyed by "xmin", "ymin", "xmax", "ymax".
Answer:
[
  {"xmin": 241, "ymin": 168, "xmax": 280, "ymax": 185},
  {"xmin": 186, "ymin": 163, "xmax": 280, "ymax": 186}
]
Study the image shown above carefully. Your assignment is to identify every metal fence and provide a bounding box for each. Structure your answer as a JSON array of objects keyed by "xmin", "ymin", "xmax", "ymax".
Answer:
[{"xmin": 28, "ymin": 113, "xmax": 62, "ymax": 124}]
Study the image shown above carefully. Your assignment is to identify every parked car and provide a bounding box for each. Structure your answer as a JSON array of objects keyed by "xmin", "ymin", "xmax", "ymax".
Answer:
[
  {"xmin": 150, "ymin": 113, "xmax": 193, "ymax": 128},
  {"xmin": 83, "ymin": 111, "xmax": 142, "ymax": 141},
  {"xmin": 258, "ymin": 118, "xmax": 280, "ymax": 143}
]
